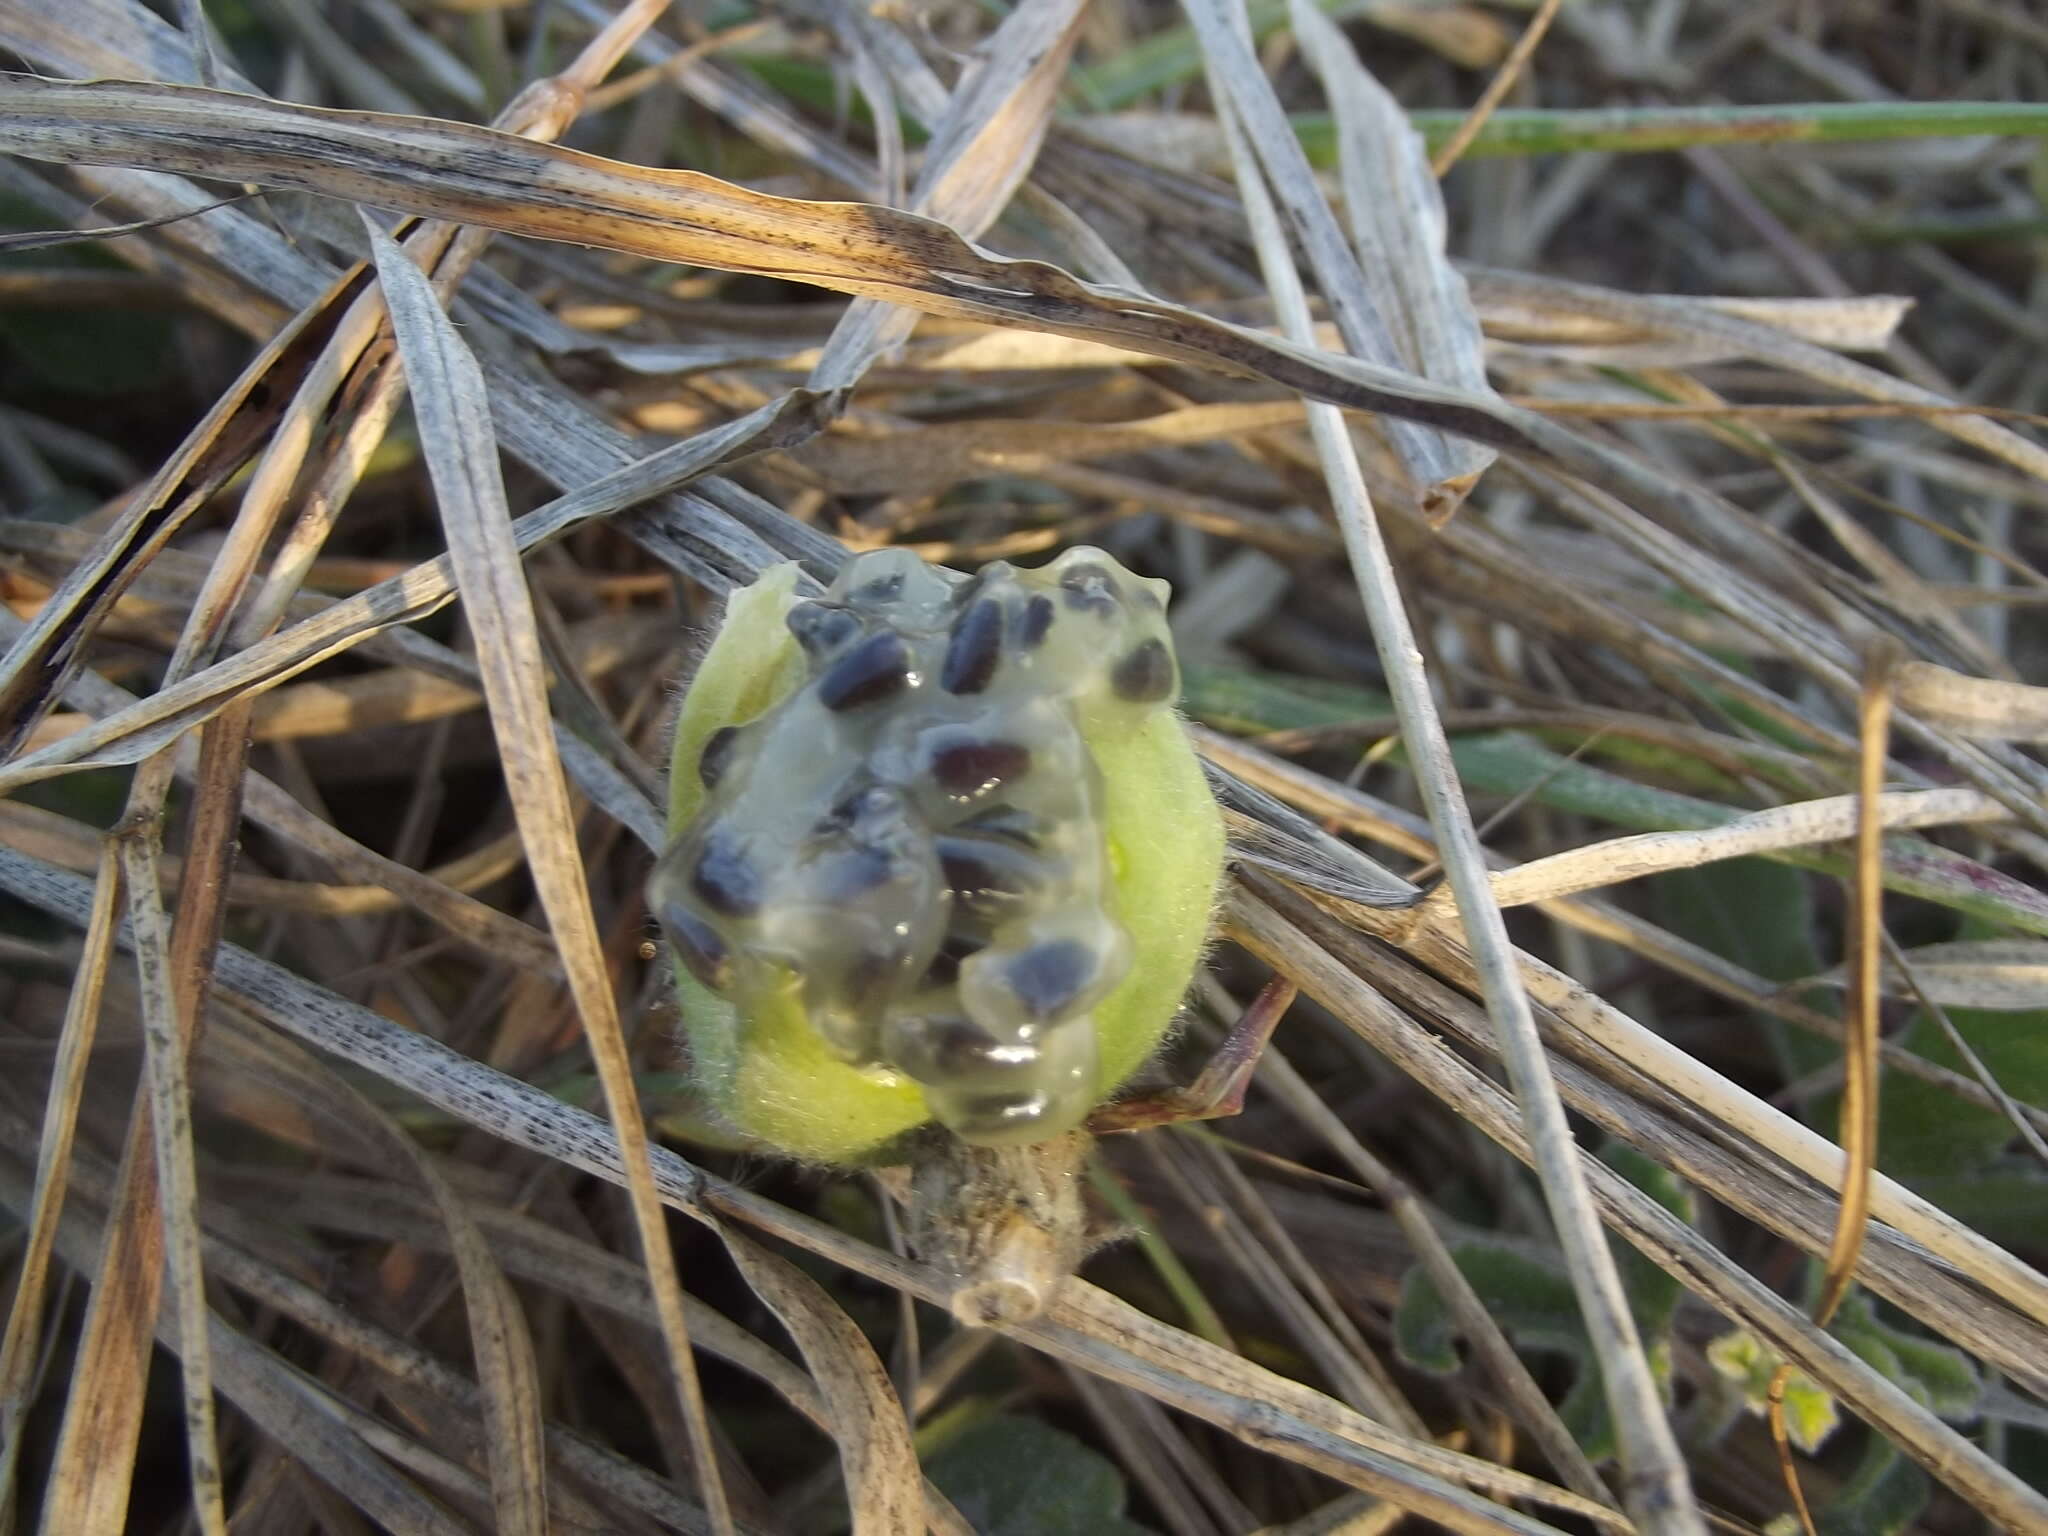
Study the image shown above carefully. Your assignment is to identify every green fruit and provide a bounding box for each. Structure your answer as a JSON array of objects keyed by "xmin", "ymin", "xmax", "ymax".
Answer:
[{"xmin": 649, "ymin": 549, "xmax": 1224, "ymax": 1165}]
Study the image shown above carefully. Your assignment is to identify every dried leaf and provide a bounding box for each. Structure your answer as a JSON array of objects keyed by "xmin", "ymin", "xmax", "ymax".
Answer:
[
  {"xmin": 0, "ymin": 392, "xmax": 827, "ymax": 794},
  {"xmin": 367, "ymin": 212, "xmax": 733, "ymax": 1532},
  {"xmin": 715, "ymin": 1225, "xmax": 926, "ymax": 1534},
  {"xmin": 1291, "ymin": 0, "xmax": 1498, "ymax": 488},
  {"xmin": 115, "ymin": 835, "xmax": 228, "ymax": 1536},
  {"xmin": 1895, "ymin": 659, "xmax": 2048, "ymax": 741},
  {"xmin": 1802, "ymin": 941, "xmax": 2048, "ymax": 1012},
  {"xmin": 809, "ymin": 0, "xmax": 1089, "ymax": 389},
  {"xmin": 0, "ymin": 260, "xmax": 373, "ymax": 754}
]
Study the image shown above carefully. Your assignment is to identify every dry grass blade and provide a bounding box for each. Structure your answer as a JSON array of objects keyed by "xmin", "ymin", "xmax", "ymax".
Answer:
[
  {"xmin": 1487, "ymin": 786, "xmax": 2011, "ymax": 907},
  {"xmin": 225, "ymin": 1033, "xmax": 558, "ymax": 1528},
  {"xmin": 1179, "ymin": 0, "xmax": 1478, "ymax": 512},
  {"xmin": 1802, "ymin": 938, "xmax": 2048, "ymax": 1012},
  {"xmin": 0, "ymin": 191, "xmax": 247, "ymax": 251},
  {"xmin": 1211, "ymin": 70, "xmax": 1701, "ymax": 1536},
  {"xmin": 213, "ymin": 1021, "xmax": 558, "ymax": 1534},
  {"xmin": 0, "ymin": 390, "xmax": 827, "ymax": 794},
  {"xmin": 993, "ymin": 1293, "xmax": 1618, "ymax": 1533},
  {"xmin": 1377, "ymin": 882, "xmax": 2048, "ymax": 1345},
  {"xmin": 1290, "ymin": 0, "xmax": 1499, "ymax": 496},
  {"xmin": 1428, "ymin": 0, "xmax": 1565, "ymax": 177},
  {"xmin": 1893, "ymin": 657, "xmax": 2048, "ymax": 740},
  {"xmin": 0, "ymin": 78, "xmax": 1555, "ymax": 456},
  {"xmin": 5, "ymin": 1, "xmax": 2047, "ymax": 1527},
  {"xmin": 0, "ymin": 842, "xmax": 118, "ymax": 1506},
  {"xmin": 0, "ymin": 845, "xmax": 1616, "ymax": 1534},
  {"xmin": 1226, "ymin": 887, "xmax": 2048, "ymax": 1532},
  {"xmin": 1878, "ymin": 936, "xmax": 2048, "ymax": 1168},
  {"xmin": 0, "ymin": 70, "xmax": 1961, "ymax": 641},
  {"xmin": 364, "ymin": 216, "xmax": 733, "ymax": 1533},
  {"xmin": 0, "ymin": 1143, "xmax": 476, "ymax": 1534},
  {"xmin": 1469, "ymin": 266, "xmax": 2048, "ymax": 485},
  {"xmin": 36, "ymin": 723, "xmax": 245, "ymax": 1526},
  {"xmin": 809, "ymin": 0, "xmax": 1089, "ymax": 391},
  {"xmin": 1769, "ymin": 640, "xmax": 1897, "ymax": 1536},
  {"xmin": 1239, "ymin": 1039, "xmax": 1616, "ymax": 1508},
  {"xmin": 713, "ymin": 1224, "xmax": 925, "ymax": 1534},
  {"xmin": 112, "ymin": 832, "xmax": 225, "ymax": 1536},
  {"xmin": 1774, "ymin": 455, "xmax": 2007, "ymax": 679},
  {"xmin": 0, "ymin": 261, "xmax": 371, "ymax": 752}
]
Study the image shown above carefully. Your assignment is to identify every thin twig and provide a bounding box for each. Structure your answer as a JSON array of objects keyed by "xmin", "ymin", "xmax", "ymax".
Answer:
[
  {"xmin": 1209, "ymin": 77, "xmax": 1705, "ymax": 1536},
  {"xmin": 1430, "ymin": 0, "xmax": 1564, "ymax": 177}
]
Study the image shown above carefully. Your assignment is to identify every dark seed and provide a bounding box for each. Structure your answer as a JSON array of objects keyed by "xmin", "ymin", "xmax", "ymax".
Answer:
[
  {"xmin": 936, "ymin": 836, "xmax": 1040, "ymax": 911},
  {"xmin": 810, "ymin": 846, "xmax": 896, "ymax": 902},
  {"xmin": 659, "ymin": 903, "xmax": 731, "ymax": 990},
  {"xmin": 851, "ymin": 571, "xmax": 905, "ymax": 605},
  {"xmin": 941, "ymin": 598, "xmax": 1002, "ymax": 694},
  {"xmin": 1110, "ymin": 637, "xmax": 1175, "ymax": 703},
  {"xmin": 817, "ymin": 631, "xmax": 913, "ymax": 711},
  {"xmin": 921, "ymin": 933, "xmax": 986, "ymax": 989},
  {"xmin": 955, "ymin": 804, "xmax": 1042, "ymax": 846},
  {"xmin": 787, "ymin": 601, "xmax": 861, "ymax": 656},
  {"xmin": 845, "ymin": 783, "xmax": 915, "ymax": 836},
  {"xmin": 690, "ymin": 831, "xmax": 762, "ymax": 917},
  {"xmin": 1004, "ymin": 939, "xmax": 1096, "ymax": 1022},
  {"xmin": 929, "ymin": 1017, "xmax": 1006, "ymax": 1074},
  {"xmin": 1013, "ymin": 594, "xmax": 1055, "ymax": 650},
  {"xmin": 903, "ymin": 1015, "xmax": 1012, "ymax": 1078},
  {"xmin": 697, "ymin": 725, "xmax": 739, "ymax": 789},
  {"xmin": 840, "ymin": 946, "xmax": 898, "ymax": 1009},
  {"xmin": 929, "ymin": 735, "xmax": 1030, "ymax": 798},
  {"xmin": 1058, "ymin": 562, "xmax": 1118, "ymax": 616}
]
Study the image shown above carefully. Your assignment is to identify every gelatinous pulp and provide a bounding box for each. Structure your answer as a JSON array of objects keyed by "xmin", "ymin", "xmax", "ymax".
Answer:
[{"xmin": 651, "ymin": 547, "xmax": 1222, "ymax": 1158}]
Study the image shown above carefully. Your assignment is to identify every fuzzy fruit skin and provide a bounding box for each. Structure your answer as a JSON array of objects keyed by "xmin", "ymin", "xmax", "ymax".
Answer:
[{"xmin": 655, "ymin": 555, "xmax": 1224, "ymax": 1165}]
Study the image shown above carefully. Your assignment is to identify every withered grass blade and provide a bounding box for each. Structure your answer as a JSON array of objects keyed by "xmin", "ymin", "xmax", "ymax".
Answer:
[{"xmin": 365, "ymin": 216, "xmax": 735, "ymax": 1535}]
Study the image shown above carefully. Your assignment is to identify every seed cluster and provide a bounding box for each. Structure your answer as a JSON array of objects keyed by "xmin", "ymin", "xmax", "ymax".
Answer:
[{"xmin": 649, "ymin": 546, "xmax": 1183, "ymax": 1144}]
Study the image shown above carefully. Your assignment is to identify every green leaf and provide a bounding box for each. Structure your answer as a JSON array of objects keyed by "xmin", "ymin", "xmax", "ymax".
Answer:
[
  {"xmin": 1904, "ymin": 1165, "xmax": 2048, "ymax": 1251},
  {"xmin": 1651, "ymin": 857, "xmax": 1826, "ymax": 1089},
  {"xmin": 1831, "ymin": 1294, "xmax": 1982, "ymax": 1421},
  {"xmin": 1704, "ymin": 1330, "xmax": 1840, "ymax": 1454},
  {"xmin": 1651, "ymin": 858, "xmax": 1823, "ymax": 988},
  {"xmin": 922, "ymin": 1416, "xmax": 1152, "ymax": 1536},
  {"xmin": 1186, "ymin": 663, "xmax": 2048, "ymax": 937},
  {"xmin": 1866, "ymin": 1005, "xmax": 2048, "ymax": 1179},
  {"xmin": 1601, "ymin": 1144, "xmax": 1689, "ymax": 1333},
  {"xmin": 1392, "ymin": 1146, "xmax": 1691, "ymax": 1460},
  {"xmin": 0, "ymin": 193, "xmax": 175, "ymax": 400},
  {"xmin": 1816, "ymin": 1430, "xmax": 1929, "ymax": 1536}
]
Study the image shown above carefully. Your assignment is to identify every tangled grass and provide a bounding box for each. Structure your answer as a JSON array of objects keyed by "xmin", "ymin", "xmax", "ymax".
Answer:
[{"xmin": 1, "ymin": 1, "xmax": 2046, "ymax": 1532}]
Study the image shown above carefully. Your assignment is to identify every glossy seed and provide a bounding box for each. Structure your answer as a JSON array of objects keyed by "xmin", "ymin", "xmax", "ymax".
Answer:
[
  {"xmin": 697, "ymin": 725, "xmax": 739, "ymax": 788},
  {"xmin": 810, "ymin": 846, "xmax": 896, "ymax": 902},
  {"xmin": 817, "ymin": 631, "xmax": 913, "ymax": 711},
  {"xmin": 1004, "ymin": 938, "xmax": 1095, "ymax": 1022},
  {"xmin": 852, "ymin": 571, "xmax": 905, "ymax": 605},
  {"xmin": 903, "ymin": 1014, "xmax": 1012, "ymax": 1079},
  {"xmin": 936, "ymin": 836, "xmax": 1040, "ymax": 912},
  {"xmin": 659, "ymin": 903, "xmax": 731, "ymax": 990},
  {"xmin": 1013, "ymin": 594, "xmax": 1055, "ymax": 650},
  {"xmin": 941, "ymin": 598, "xmax": 1002, "ymax": 695},
  {"xmin": 1110, "ymin": 637, "xmax": 1175, "ymax": 703},
  {"xmin": 929, "ymin": 735, "xmax": 1030, "ymax": 799},
  {"xmin": 921, "ymin": 932, "xmax": 986, "ymax": 989},
  {"xmin": 955, "ymin": 803, "xmax": 1042, "ymax": 846},
  {"xmin": 1058, "ymin": 562, "xmax": 1117, "ymax": 616},
  {"xmin": 690, "ymin": 831, "xmax": 761, "ymax": 917},
  {"xmin": 786, "ymin": 601, "xmax": 861, "ymax": 656}
]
